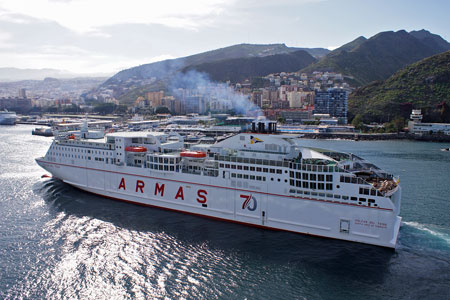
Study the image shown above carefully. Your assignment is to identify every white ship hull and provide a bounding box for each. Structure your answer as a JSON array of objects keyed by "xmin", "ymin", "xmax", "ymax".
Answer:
[
  {"xmin": 0, "ymin": 113, "xmax": 16, "ymax": 125},
  {"xmin": 36, "ymin": 158, "xmax": 402, "ymax": 248}
]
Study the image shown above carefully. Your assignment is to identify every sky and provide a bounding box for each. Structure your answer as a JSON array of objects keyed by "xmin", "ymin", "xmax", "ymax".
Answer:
[{"xmin": 0, "ymin": 0, "xmax": 448, "ymax": 75}]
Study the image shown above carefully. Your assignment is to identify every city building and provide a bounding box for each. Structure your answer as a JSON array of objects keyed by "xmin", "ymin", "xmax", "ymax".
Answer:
[
  {"xmin": 147, "ymin": 91, "xmax": 164, "ymax": 107},
  {"xmin": 18, "ymin": 88, "xmax": 27, "ymax": 98},
  {"xmin": 183, "ymin": 96, "xmax": 207, "ymax": 115},
  {"xmin": 251, "ymin": 91, "xmax": 263, "ymax": 108},
  {"xmin": 313, "ymin": 88, "xmax": 348, "ymax": 124},
  {"xmin": 0, "ymin": 97, "xmax": 32, "ymax": 112}
]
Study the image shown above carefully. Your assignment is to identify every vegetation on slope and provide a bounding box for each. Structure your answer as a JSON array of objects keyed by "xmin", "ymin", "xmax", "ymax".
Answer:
[
  {"xmin": 183, "ymin": 50, "xmax": 316, "ymax": 83},
  {"xmin": 349, "ymin": 51, "xmax": 450, "ymax": 123},
  {"xmin": 301, "ymin": 30, "xmax": 450, "ymax": 86}
]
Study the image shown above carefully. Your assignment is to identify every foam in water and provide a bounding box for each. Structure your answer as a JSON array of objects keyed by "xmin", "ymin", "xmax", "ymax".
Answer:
[{"xmin": 403, "ymin": 221, "xmax": 450, "ymax": 246}]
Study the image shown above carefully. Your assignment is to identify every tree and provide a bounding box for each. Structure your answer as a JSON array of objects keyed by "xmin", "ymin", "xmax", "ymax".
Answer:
[
  {"xmin": 392, "ymin": 116, "xmax": 405, "ymax": 133},
  {"xmin": 46, "ymin": 106, "xmax": 58, "ymax": 113},
  {"xmin": 154, "ymin": 106, "xmax": 171, "ymax": 114},
  {"xmin": 385, "ymin": 116, "xmax": 405, "ymax": 133},
  {"xmin": 93, "ymin": 103, "xmax": 115, "ymax": 115},
  {"xmin": 115, "ymin": 105, "xmax": 128, "ymax": 114},
  {"xmin": 352, "ymin": 114, "xmax": 364, "ymax": 131},
  {"xmin": 63, "ymin": 104, "xmax": 81, "ymax": 113},
  {"xmin": 440, "ymin": 102, "xmax": 450, "ymax": 123}
]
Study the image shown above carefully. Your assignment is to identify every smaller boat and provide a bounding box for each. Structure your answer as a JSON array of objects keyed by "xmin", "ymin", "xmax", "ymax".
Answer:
[
  {"xmin": 0, "ymin": 110, "xmax": 16, "ymax": 125},
  {"xmin": 180, "ymin": 151, "xmax": 207, "ymax": 158},
  {"xmin": 32, "ymin": 127, "xmax": 53, "ymax": 136},
  {"xmin": 125, "ymin": 146, "xmax": 147, "ymax": 152},
  {"xmin": 441, "ymin": 148, "xmax": 450, "ymax": 152}
]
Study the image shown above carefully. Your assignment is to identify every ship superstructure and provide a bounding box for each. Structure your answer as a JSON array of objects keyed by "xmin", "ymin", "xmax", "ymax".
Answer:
[{"xmin": 36, "ymin": 120, "xmax": 402, "ymax": 248}]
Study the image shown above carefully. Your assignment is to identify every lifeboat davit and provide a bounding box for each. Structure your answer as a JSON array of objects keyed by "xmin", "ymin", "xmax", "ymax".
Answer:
[
  {"xmin": 180, "ymin": 151, "xmax": 207, "ymax": 158},
  {"xmin": 125, "ymin": 146, "xmax": 147, "ymax": 152}
]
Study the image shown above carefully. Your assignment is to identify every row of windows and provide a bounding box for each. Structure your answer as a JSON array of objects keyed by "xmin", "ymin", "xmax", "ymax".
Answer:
[
  {"xmin": 359, "ymin": 187, "xmax": 383, "ymax": 197},
  {"xmin": 290, "ymin": 189, "xmax": 345, "ymax": 198},
  {"xmin": 48, "ymin": 151, "xmax": 116, "ymax": 164},
  {"xmin": 289, "ymin": 189, "xmax": 378, "ymax": 206},
  {"xmin": 147, "ymin": 163, "xmax": 176, "ymax": 171},
  {"xmin": 217, "ymin": 155, "xmax": 286, "ymax": 167},
  {"xmin": 290, "ymin": 163, "xmax": 339, "ymax": 173},
  {"xmin": 351, "ymin": 197, "xmax": 377, "ymax": 206},
  {"xmin": 51, "ymin": 145, "xmax": 112, "ymax": 156},
  {"xmin": 231, "ymin": 173, "xmax": 266, "ymax": 181},
  {"xmin": 220, "ymin": 163, "xmax": 283, "ymax": 174},
  {"xmin": 289, "ymin": 180, "xmax": 333, "ymax": 190},
  {"xmin": 340, "ymin": 175, "xmax": 366, "ymax": 185},
  {"xmin": 148, "ymin": 156, "xmax": 181, "ymax": 164},
  {"xmin": 289, "ymin": 172, "xmax": 333, "ymax": 182}
]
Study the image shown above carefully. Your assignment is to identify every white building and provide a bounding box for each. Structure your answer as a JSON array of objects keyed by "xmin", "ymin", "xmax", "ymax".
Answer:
[
  {"xmin": 287, "ymin": 91, "xmax": 309, "ymax": 108},
  {"xmin": 409, "ymin": 122, "xmax": 450, "ymax": 135},
  {"xmin": 408, "ymin": 110, "xmax": 450, "ymax": 135}
]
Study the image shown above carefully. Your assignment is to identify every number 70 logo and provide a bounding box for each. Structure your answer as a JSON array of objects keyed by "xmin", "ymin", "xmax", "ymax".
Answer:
[{"xmin": 240, "ymin": 194, "xmax": 257, "ymax": 211}]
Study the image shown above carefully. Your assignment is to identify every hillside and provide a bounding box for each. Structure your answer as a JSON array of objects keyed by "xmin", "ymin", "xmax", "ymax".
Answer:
[
  {"xmin": 301, "ymin": 30, "xmax": 450, "ymax": 86},
  {"xmin": 348, "ymin": 50, "xmax": 450, "ymax": 123},
  {"xmin": 104, "ymin": 44, "xmax": 301, "ymax": 85},
  {"xmin": 100, "ymin": 43, "xmax": 328, "ymax": 97},
  {"xmin": 183, "ymin": 50, "xmax": 316, "ymax": 83},
  {"xmin": 409, "ymin": 29, "xmax": 450, "ymax": 53},
  {"xmin": 332, "ymin": 36, "xmax": 367, "ymax": 53},
  {"xmin": 296, "ymin": 48, "xmax": 330, "ymax": 58}
]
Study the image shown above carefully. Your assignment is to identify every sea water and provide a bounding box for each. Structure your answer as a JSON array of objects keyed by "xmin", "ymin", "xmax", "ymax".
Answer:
[{"xmin": 1, "ymin": 125, "xmax": 449, "ymax": 300}]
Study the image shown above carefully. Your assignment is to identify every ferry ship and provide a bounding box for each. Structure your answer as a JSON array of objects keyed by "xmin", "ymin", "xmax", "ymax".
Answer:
[
  {"xmin": 0, "ymin": 110, "xmax": 17, "ymax": 125},
  {"xmin": 36, "ymin": 119, "xmax": 402, "ymax": 248}
]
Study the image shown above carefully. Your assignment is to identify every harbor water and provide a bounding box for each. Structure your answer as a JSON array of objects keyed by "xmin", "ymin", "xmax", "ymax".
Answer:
[{"xmin": 1, "ymin": 125, "xmax": 449, "ymax": 299}]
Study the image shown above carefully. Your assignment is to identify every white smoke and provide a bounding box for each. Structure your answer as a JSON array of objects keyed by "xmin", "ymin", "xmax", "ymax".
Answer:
[{"xmin": 169, "ymin": 70, "xmax": 264, "ymax": 117}]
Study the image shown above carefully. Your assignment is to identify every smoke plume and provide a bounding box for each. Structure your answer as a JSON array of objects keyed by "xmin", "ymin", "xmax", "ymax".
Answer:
[{"xmin": 169, "ymin": 70, "xmax": 263, "ymax": 117}]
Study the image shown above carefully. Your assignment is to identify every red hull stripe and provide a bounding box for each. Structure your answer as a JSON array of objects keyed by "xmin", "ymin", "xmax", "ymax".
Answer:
[{"xmin": 36, "ymin": 159, "xmax": 393, "ymax": 211}]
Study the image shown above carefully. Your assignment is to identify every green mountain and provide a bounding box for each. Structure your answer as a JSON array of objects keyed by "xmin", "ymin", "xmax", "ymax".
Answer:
[
  {"xmin": 182, "ymin": 50, "xmax": 316, "ymax": 83},
  {"xmin": 409, "ymin": 29, "xmax": 450, "ymax": 53},
  {"xmin": 295, "ymin": 48, "xmax": 330, "ymax": 58},
  {"xmin": 103, "ymin": 44, "xmax": 324, "ymax": 86},
  {"xmin": 99, "ymin": 43, "xmax": 328, "ymax": 102},
  {"xmin": 301, "ymin": 30, "xmax": 450, "ymax": 86},
  {"xmin": 332, "ymin": 36, "xmax": 367, "ymax": 53},
  {"xmin": 114, "ymin": 49, "xmax": 316, "ymax": 105},
  {"xmin": 348, "ymin": 50, "xmax": 450, "ymax": 123}
]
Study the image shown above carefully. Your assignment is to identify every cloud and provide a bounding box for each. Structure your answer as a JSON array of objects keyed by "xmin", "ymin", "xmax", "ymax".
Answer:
[
  {"xmin": 0, "ymin": 47, "xmax": 175, "ymax": 74},
  {"xmin": 0, "ymin": 30, "xmax": 14, "ymax": 49},
  {"xmin": 0, "ymin": 0, "xmax": 231, "ymax": 33}
]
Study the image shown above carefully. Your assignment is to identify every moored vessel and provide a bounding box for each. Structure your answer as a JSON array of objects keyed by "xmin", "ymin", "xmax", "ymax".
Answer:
[
  {"xmin": 32, "ymin": 127, "xmax": 53, "ymax": 136},
  {"xmin": 36, "ymin": 119, "xmax": 402, "ymax": 248},
  {"xmin": 0, "ymin": 110, "xmax": 17, "ymax": 125}
]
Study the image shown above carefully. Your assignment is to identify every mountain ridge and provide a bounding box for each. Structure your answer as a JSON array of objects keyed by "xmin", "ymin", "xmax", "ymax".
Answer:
[
  {"xmin": 182, "ymin": 50, "xmax": 317, "ymax": 83},
  {"xmin": 300, "ymin": 29, "xmax": 450, "ymax": 86},
  {"xmin": 348, "ymin": 50, "xmax": 450, "ymax": 123},
  {"xmin": 101, "ymin": 43, "xmax": 328, "ymax": 94}
]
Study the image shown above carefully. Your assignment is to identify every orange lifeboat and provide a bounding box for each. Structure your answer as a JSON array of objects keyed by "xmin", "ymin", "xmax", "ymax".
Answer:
[
  {"xmin": 180, "ymin": 151, "xmax": 206, "ymax": 158},
  {"xmin": 125, "ymin": 146, "xmax": 147, "ymax": 152},
  {"xmin": 68, "ymin": 135, "xmax": 75, "ymax": 139}
]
